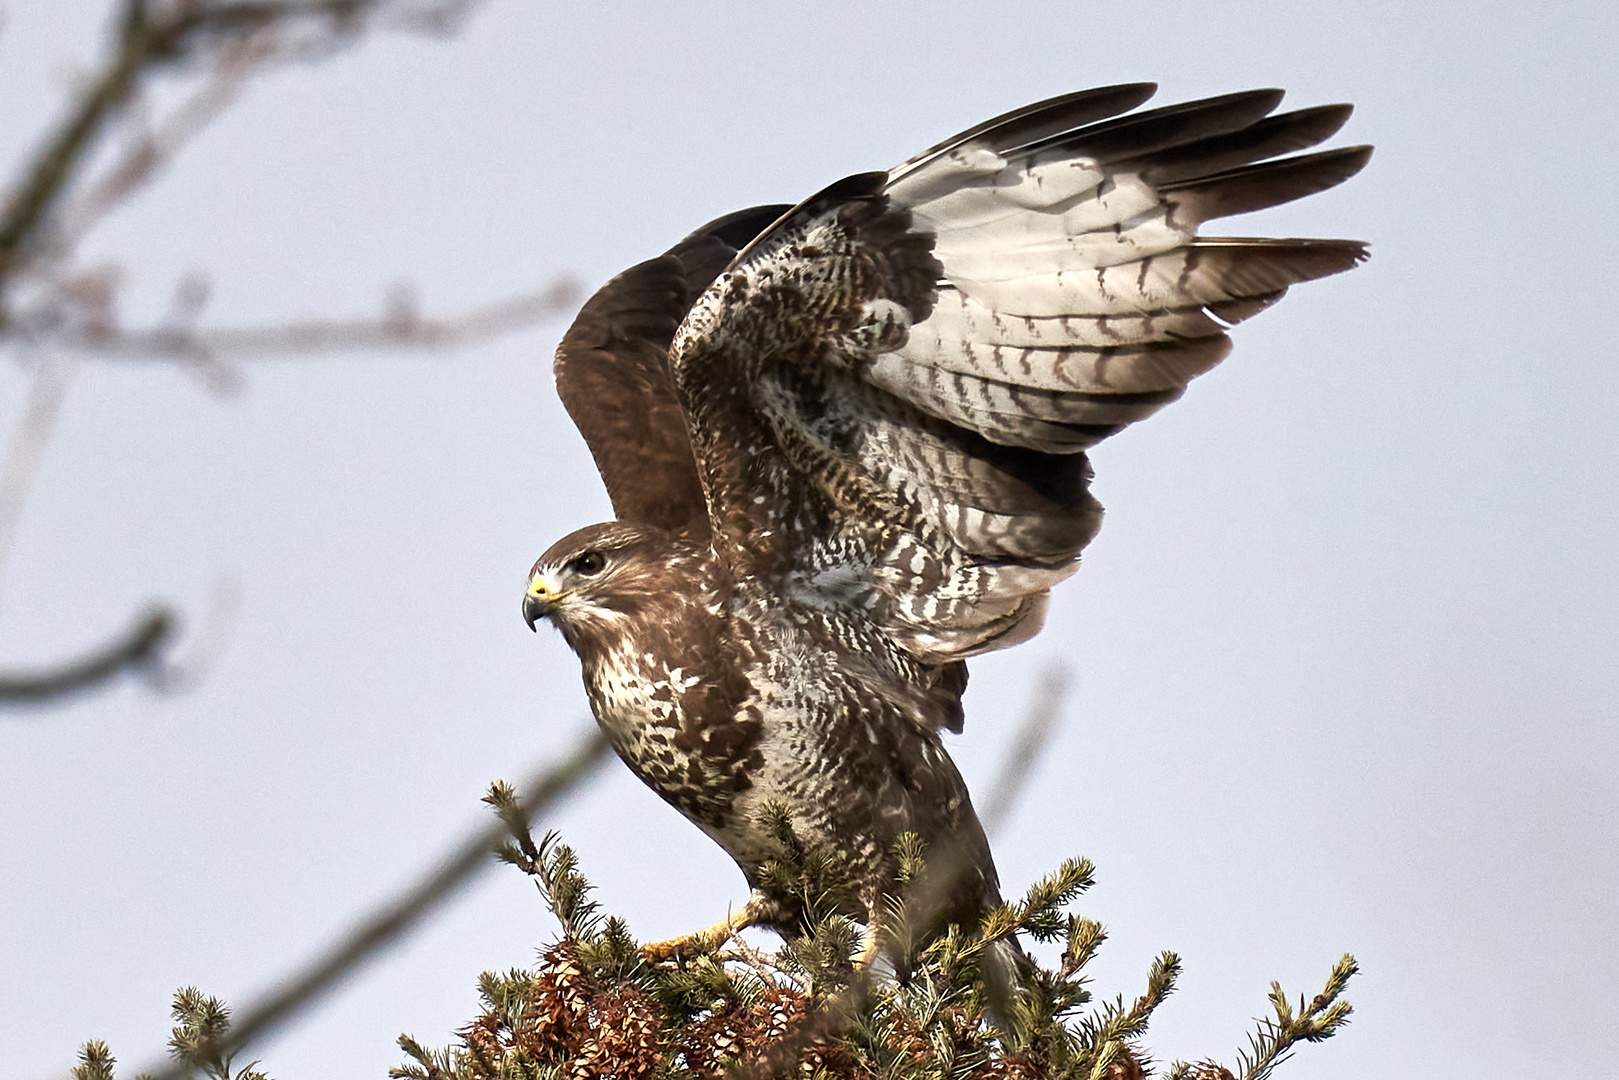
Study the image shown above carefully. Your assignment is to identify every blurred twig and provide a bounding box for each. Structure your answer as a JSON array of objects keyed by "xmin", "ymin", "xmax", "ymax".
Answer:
[
  {"xmin": 146, "ymin": 572, "xmax": 241, "ymax": 693},
  {"xmin": 13, "ymin": 277, "xmax": 584, "ymax": 364},
  {"xmin": 138, "ymin": 727, "xmax": 613, "ymax": 1080},
  {"xmin": 0, "ymin": 0, "xmax": 575, "ymax": 707},
  {"xmin": 0, "ymin": 606, "xmax": 173, "ymax": 704},
  {"xmin": 980, "ymin": 663, "xmax": 1069, "ymax": 837},
  {"xmin": 0, "ymin": 351, "xmax": 81, "ymax": 598},
  {"xmin": 0, "ymin": 0, "xmax": 477, "ymax": 300},
  {"xmin": 55, "ymin": 29, "xmax": 273, "ymax": 247}
]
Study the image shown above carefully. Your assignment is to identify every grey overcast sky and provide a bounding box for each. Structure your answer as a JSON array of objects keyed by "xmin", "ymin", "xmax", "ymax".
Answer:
[{"xmin": 1, "ymin": 1, "xmax": 1615, "ymax": 1076}]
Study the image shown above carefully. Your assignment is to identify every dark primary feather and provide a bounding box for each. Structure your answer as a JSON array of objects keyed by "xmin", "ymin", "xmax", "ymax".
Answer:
[
  {"xmin": 1162, "ymin": 145, "xmax": 1375, "ymax": 223},
  {"xmin": 889, "ymin": 82, "xmax": 1158, "ymax": 183},
  {"xmin": 552, "ymin": 204, "xmax": 788, "ymax": 540},
  {"xmin": 1019, "ymin": 87, "xmax": 1288, "ymax": 165},
  {"xmin": 1127, "ymin": 103, "xmax": 1355, "ymax": 184}
]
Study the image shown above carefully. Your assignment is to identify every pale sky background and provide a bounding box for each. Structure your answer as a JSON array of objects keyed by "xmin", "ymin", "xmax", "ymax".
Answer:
[{"xmin": 1, "ymin": 1, "xmax": 1615, "ymax": 1077}]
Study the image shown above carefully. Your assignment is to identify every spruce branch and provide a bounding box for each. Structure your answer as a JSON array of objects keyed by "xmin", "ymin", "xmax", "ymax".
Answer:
[
  {"xmin": 164, "ymin": 987, "xmax": 271, "ymax": 1080},
  {"xmin": 1011, "ymin": 857, "xmax": 1097, "ymax": 943},
  {"xmin": 70, "ymin": 1040, "xmax": 120, "ymax": 1080},
  {"xmin": 389, "ymin": 811, "xmax": 1358, "ymax": 1080},
  {"xmin": 73, "ymin": 695, "xmax": 1355, "ymax": 1080},
  {"xmin": 1231, "ymin": 954, "xmax": 1359, "ymax": 1080},
  {"xmin": 1070, "ymin": 951, "xmax": 1182, "ymax": 1078},
  {"xmin": 392, "ymin": 1034, "xmax": 459, "ymax": 1080},
  {"xmin": 1062, "ymin": 916, "xmax": 1107, "ymax": 978}
]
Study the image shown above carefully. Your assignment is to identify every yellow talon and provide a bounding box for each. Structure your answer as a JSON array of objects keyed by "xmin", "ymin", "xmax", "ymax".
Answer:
[{"xmin": 641, "ymin": 895, "xmax": 765, "ymax": 963}]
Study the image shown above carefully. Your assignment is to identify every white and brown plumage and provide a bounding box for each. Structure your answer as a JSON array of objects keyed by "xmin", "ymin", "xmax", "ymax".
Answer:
[{"xmin": 524, "ymin": 85, "xmax": 1370, "ymax": 956}]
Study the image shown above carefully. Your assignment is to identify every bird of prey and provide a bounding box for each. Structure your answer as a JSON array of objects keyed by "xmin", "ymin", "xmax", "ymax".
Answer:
[{"xmin": 523, "ymin": 84, "xmax": 1369, "ymax": 961}]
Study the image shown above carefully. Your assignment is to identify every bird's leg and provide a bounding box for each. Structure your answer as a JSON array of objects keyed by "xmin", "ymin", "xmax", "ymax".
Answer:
[
  {"xmin": 854, "ymin": 911, "xmax": 886, "ymax": 973},
  {"xmin": 642, "ymin": 892, "xmax": 766, "ymax": 962}
]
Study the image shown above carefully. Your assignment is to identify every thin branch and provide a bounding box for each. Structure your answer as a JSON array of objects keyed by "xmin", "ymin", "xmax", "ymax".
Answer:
[
  {"xmin": 136, "ymin": 727, "xmax": 613, "ymax": 1080},
  {"xmin": 146, "ymin": 572, "xmax": 241, "ymax": 693},
  {"xmin": 0, "ymin": 351, "xmax": 82, "ymax": 598},
  {"xmin": 56, "ymin": 32, "xmax": 272, "ymax": 247},
  {"xmin": 0, "ymin": 606, "xmax": 173, "ymax": 704},
  {"xmin": 0, "ymin": 0, "xmax": 477, "ymax": 306},
  {"xmin": 981, "ymin": 663, "xmax": 1069, "ymax": 836},
  {"xmin": 0, "ymin": 0, "xmax": 153, "ymax": 291},
  {"xmin": 14, "ymin": 277, "xmax": 583, "ymax": 363},
  {"xmin": 716, "ymin": 936, "xmax": 810, "ymax": 990}
]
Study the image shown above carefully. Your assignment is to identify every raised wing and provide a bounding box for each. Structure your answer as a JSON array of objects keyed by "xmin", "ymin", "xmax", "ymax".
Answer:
[
  {"xmin": 672, "ymin": 86, "xmax": 1369, "ymax": 663},
  {"xmin": 554, "ymin": 204, "xmax": 790, "ymax": 541}
]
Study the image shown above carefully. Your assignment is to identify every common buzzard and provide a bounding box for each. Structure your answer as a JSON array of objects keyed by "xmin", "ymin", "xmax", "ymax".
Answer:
[{"xmin": 524, "ymin": 84, "xmax": 1369, "ymax": 960}]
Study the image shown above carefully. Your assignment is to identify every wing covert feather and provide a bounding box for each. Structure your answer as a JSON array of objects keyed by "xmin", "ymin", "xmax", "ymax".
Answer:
[{"xmin": 553, "ymin": 205, "xmax": 789, "ymax": 539}]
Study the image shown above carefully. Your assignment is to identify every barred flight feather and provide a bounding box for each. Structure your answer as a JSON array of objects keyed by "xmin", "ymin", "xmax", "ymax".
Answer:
[
  {"xmin": 910, "ymin": 289, "xmax": 1231, "ymax": 348},
  {"xmin": 891, "ymin": 325, "xmax": 1234, "ymax": 393}
]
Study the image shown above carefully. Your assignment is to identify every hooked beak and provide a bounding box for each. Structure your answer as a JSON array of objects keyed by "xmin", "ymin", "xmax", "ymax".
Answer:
[{"xmin": 523, "ymin": 573, "xmax": 562, "ymax": 631}]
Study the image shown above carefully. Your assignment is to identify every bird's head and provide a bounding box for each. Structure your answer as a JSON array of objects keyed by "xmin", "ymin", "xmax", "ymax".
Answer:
[{"xmin": 524, "ymin": 521, "xmax": 712, "ymax": 650}]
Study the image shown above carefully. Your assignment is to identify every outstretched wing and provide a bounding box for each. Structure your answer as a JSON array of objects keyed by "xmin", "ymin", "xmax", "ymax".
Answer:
[
  {"xmin": 554, "ymin": 205, "xmax": 791, "ymax": 541},
  {"xmin": 672, "ymin": 86, "xmax": 1370, "ymax": 663}
]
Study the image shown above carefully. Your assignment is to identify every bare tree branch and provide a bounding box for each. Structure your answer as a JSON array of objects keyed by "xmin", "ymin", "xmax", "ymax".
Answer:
[
  {"xmin": 980, "ymin": 664, "xmax": 1070, "ymax": 837},
  {"xmin": 0, "ymin": 0, "xmax": 152, "ymax": 294},
  {"xmin": 0, "ymin": 0, "xmax": 479, "ymax": 310},
  {"xmin": 0, "ymin": 0, "xmax": 573, "ymax": 708},
  {"xmin": 56, "ymin": 32, "xmax": 271, "ymax": 246},
  {"xmin": 0, "ymin": 351, "xmax": 82, "ymax": 596},
  {"xmin": 0, "ymin": 606, "xmax": 173, "ymax": 704},
  {"xmin": 142, "ymin": 573, "xmax": 242, "ymax": 693},
  {"xmin": 10, "ymin": 277, "xmax": 583, "ymax": 365},
  {"xmin": 138, "ymin": 727, "xmax": 614, "ymax": 1080}
]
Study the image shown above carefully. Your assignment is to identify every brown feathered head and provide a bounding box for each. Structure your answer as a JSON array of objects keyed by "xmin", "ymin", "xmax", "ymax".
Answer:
[{"xmin": 524, "ymin": 522, "xmax": 719, "ymax": 654}]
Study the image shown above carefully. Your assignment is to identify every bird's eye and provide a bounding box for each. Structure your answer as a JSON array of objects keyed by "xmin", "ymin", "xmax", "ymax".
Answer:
[{"xmin": 571, "ymin": 551, "xmax": 606, "ymax": 576}]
